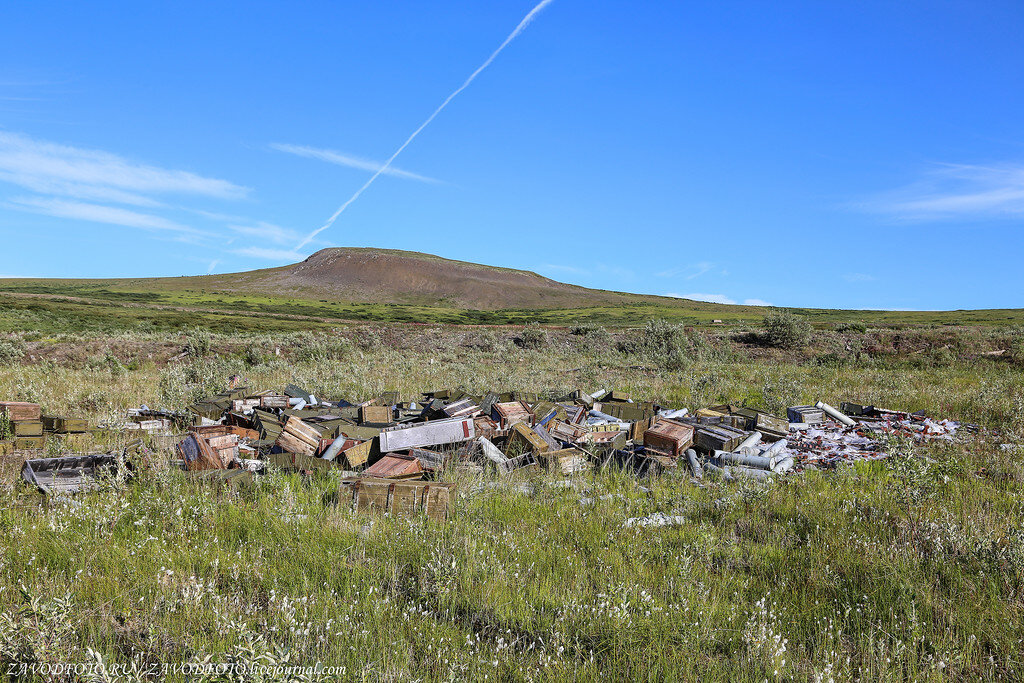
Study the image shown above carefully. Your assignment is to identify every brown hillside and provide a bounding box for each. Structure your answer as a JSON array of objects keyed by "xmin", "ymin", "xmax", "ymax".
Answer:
[{"xmin": 198, "ymin": 248, "xmax": 649, "ymax": 309}]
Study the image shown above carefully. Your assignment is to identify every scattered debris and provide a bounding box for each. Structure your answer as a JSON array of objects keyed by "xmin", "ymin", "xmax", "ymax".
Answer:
[
  {"xmin": 21, "ymin": 454, "xmax": 129, "ymax": 495},
  {"xmin": 3, "ymin": 381, "xmax": 977, "ymax": 507}
]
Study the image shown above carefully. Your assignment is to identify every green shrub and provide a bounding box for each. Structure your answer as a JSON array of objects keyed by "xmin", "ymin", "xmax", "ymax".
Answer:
[
  {"xmin": 835, "ymin": 321, "xmax": 868, "ymax": 333},
  {"xmin": 517, "ymin": 323, "xmax": 548, "ymax": 350},
  {"xmin": 0, "ymin": 338, "xmax": 25, "ymax": 366},
  {"xmin": 1008, "ymin": 328, "xmax": 1024, "ymax": 368},
  {"xmin": 635, "ymin": 319, "xmax": 719, "ymax": 370},
  {"xmin": 465, "ymin": 329, "xmax": 503, "ymax": 352},
  {"xmin": 183, "ymin": 329, "xmax": 212, "ymax": 358},
  {"xmin": 570, "ymin": 322, "xmax": 613, "ymax": 350},
  {"xmin": 243, "ymin": 343, "xmax": 267, "ymax": 367},
  {"xmin": 294, "ymin": 334, "xmax": 352, "ymax": 363},
  {"xmin": 761, "ymin": 310, "xmax": 811, "ymax": 349}
]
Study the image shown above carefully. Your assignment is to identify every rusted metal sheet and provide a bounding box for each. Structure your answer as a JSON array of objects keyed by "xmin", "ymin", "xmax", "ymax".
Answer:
[
  {"xmin": 363, "ymin": 454, "xmax": 424, "ymax": 480},
  {"xmin": 644, "ymin": 419, "xmax": 694, "ymax": 457},
  {"xmin": 379, "ymin": 417, "xmax": 475, "ymax": 452},
  {"xmin": 339, "ymin": 478, "xmax": 455, "ymax": 520},
  {"xmin": 491, "ymin": 401, "xmax": 534, "ymax": 429}
]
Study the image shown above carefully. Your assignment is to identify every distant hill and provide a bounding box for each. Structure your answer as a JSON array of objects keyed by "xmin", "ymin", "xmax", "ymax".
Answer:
[
  {"xmin": 0, "ymin": 247, "xmax": 1021, "ymax": 331},
  {"xmin": 190, "ymin": 247, "xmax": 664, "ymax": 309}
]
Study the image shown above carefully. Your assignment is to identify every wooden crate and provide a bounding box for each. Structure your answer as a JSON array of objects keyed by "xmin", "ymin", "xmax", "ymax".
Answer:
[
  {"xmin": 43, "ymin": 416, "xmax": 89, "ymax": 434},
  {"xmin": 340, "ymin": 478, "xmax": 456, "ymax": 520},
  {"xmin": 543, "ymin": 447, "xmax": 592, "ymax": 475},
  {"xmin": 508, "ymin": 422, "xmax": 550, "ymax": 455},
  {"xmin": 360, "ymin": 405, "xmax": 393, "ymax": 425},
  {"xmin": 12, "ymin": 421, "xmax": 43, "ymax": 437},
  {"xmin": 694, "ymin": 425, "xmax": 748, "ymax": 452},
  {"xmin": 643, "ymin": 419, "xmax": 694, "ymax": 457},
  {"xmin": 14, "ymin": 436, "xmax": 45, "ymax": 451},
  {"xmin": 788, "ymin": 406, "xmax": 824, "ymax": 424},
  {"xmin": 491, "ymin": 401, "xmax": 534, "ymax": 429},
  {"xmin": 0, "ymin": 402, "xmax": 41, "ymax": 422}
]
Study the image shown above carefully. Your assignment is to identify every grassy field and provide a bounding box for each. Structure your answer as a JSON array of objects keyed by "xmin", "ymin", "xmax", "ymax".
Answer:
[
  {"xmin": 3, "ymin": 277, "xmax": 1024, "ymax": 332},
  {"xmin": 0, "ymin": 322, "xmax": 1022, "ymax": 680}
]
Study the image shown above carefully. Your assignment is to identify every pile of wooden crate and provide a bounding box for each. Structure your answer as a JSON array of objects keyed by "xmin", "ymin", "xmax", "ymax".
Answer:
[{"xmin": 0, "ymin": 401, "xmax": 91, "ymax": 453}]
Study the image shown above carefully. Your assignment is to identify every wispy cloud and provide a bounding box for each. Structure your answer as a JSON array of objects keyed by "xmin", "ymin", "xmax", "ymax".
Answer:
[
  {"xmin": 270, "ymin": 143, "xmax": 439, "ymax": 184},
  {"xmin": 668, "ymin": 292, "xmax": 737, "ymax": 305},
  {"xmin": 6, "ymin": 196, "xmax": 207, "ymax": 237},
  {"xmin": 232, "ymin": 246, "xmax": 308, "ymax": 262},
  {"xmin": 206, "ymin": 260, "xmax": 220, "ymax": 274},
  {"xmin": 228, "ymin": 222, "xmax": 300, "ymax": 245},
  {"xmin": 657, "ymin": 261, "xmax": 714, "ymax": 280},
  {"xmin": 665, "ymin": 293, "xmax": 772, "ymax": 306},
  {"xmin": 539, "ymin": 263, "xmax": 588, "ymax": 275},
  {"xmin": 0, "ymin": 132, "xmax": 249, "ymax": 204},
  {"xmin": 860, "ymin": 162, "xmax": 1024, "ymax": 220},
  {"xmin": 844, "ymin": 273, "xmax": 874, "ymax": 282}
]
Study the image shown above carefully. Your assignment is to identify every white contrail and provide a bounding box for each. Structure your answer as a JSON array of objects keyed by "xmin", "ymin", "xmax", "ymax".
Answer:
[{"xmin": 295, "ymin": 0, "xmax": 555, "ymax": 251}]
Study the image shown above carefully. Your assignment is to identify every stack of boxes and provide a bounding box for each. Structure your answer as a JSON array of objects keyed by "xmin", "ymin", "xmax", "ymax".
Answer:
[{"xmin": 0, "ymin": 401, "xmax": 43, "ymax": 452}]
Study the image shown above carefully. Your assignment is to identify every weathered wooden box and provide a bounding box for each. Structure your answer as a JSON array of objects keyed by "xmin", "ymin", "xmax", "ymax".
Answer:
[
  {"xmin": 643, "ymin": 419, "xmax": 694, "ymax": 457},
  {"xmin": 694, "ymin": 424, "xmax": 748, "ymax": 452},
  {"xmin": 12, "ymin": 420, "xmax": 44, "ymax": 437},
  {"xmin": 0, "ymin": 402, "xmax": 41, "ymax": 422},
  {"xmin": 491, "ymin": 401, "xmax": 534, "ymax": 429},
  {"xmin": 43, "ymin": 416, "xmax": 89, "ymax": 434},
  {"xmin": 788, "ymin": 405, "xmax": 824, "ymax": 424},
  {"xmin": 360, "ymin": 405, "xmax": 393, "ymax": 425},
  {"xmin": 339, "ymin": 478, "xmax": 455, "ymax": 520}
]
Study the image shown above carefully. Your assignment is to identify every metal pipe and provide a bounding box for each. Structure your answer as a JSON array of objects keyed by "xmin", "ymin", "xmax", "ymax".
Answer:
[
  {"xmin": 762, "ymin": 439, "xmax": 788, "ymax": 459},
  {"xmin": 771, "ymin": 456, "xmax": 795, "ymax": 474},
  {"xmin": 321, "ymin": 437, "xmax": 347, "ymax": 462},
  {"xmin": 729, "ymin": 466, "xmax": 775, "ymax": 480},
  {"xmin": 685, "ymin": 448, "xmax": 703, "ymax": 479},
  {"xmin": 815, "ymin": 400, "xmax": 856, "ymax": 427},
  {"xmin": 703, "ymin": 461, "xmax": 733, "ymax": 481},
  {"xmin": 737, "ymin": 431, "xmax": 762, "ymax": 451},
  {"xmin": 717, "ymin": 450, "xmax": 773, "ymax": 470}
]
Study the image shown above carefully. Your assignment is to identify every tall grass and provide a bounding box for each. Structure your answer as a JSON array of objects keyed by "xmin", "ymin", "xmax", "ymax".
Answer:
[{"xmin": 0, "ymin": 328, "xmax": 1021, "ymax": 680}]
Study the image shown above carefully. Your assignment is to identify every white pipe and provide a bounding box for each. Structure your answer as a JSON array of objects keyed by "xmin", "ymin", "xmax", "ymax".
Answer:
[
  {"xmin": 738, "ymin": 432, "xmax": 762, "ymax": 451},
  {"xmin": 815, "ymin": 401, "xmax": 855, "ymax": 427}
]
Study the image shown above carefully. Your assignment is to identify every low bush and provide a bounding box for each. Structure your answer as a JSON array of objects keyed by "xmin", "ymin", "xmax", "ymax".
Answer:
[{"xmin": 760, "ymin": 310, "xmax": 812, "ymax": 349}]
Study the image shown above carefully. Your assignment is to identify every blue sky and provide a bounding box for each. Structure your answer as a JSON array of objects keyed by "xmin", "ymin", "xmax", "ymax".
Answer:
[{"xmin": 1, "ymin": 1, "xmax": 1022, "ymax": 310}]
